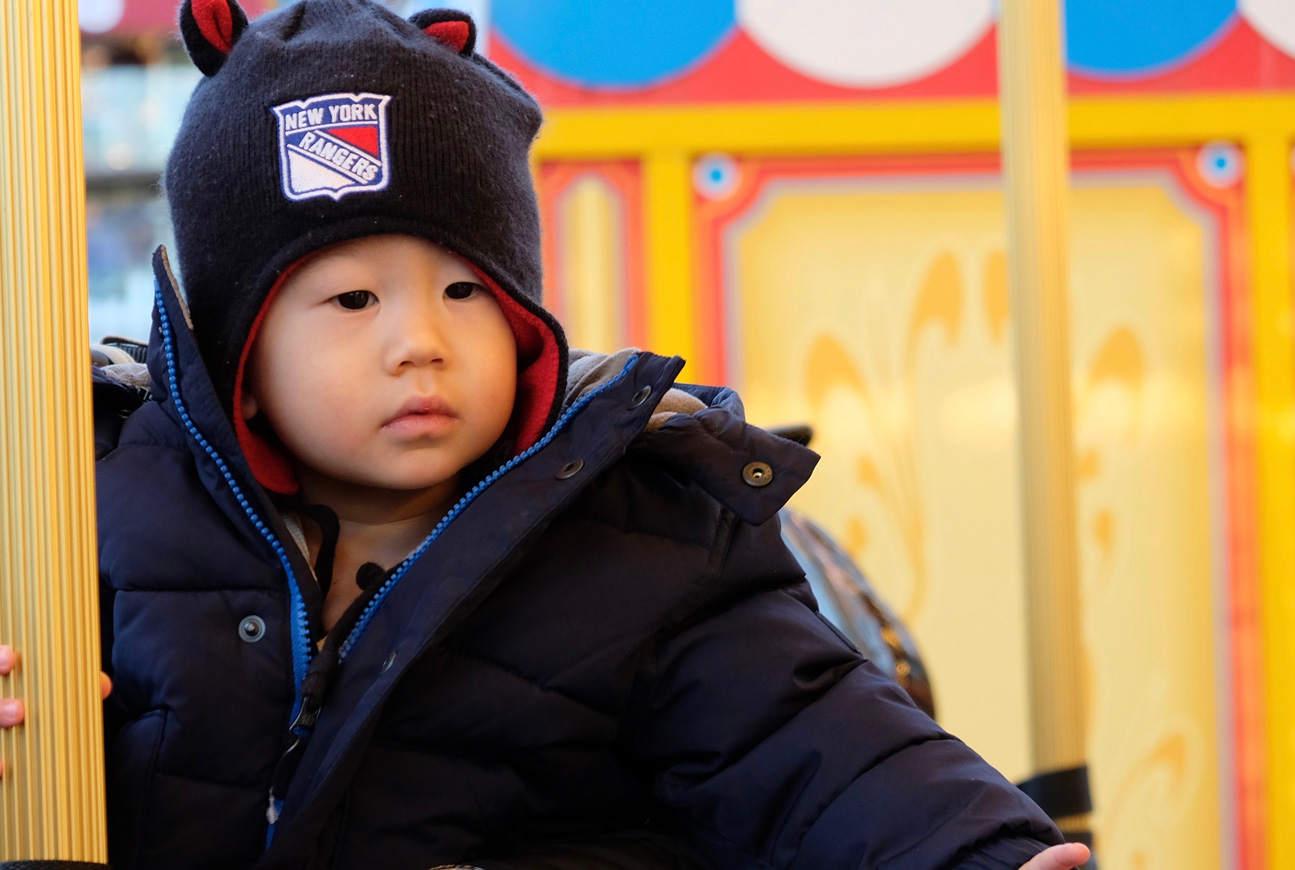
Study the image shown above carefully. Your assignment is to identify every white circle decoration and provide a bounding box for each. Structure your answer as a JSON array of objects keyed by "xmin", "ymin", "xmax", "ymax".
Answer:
[
  {"xmin": 1241, "ymin": 0, "xmax": 1295, "ymax": 59},
  {"xmin": 1197, "ymin": 142, "xmax": 1243, "ymax": 189},
  {"xmin": 738, "ymin": 0, "xmax": 995, "ymax": 87},
  {"xmin": 694, "ymin": 154, "xmax": 740, "ymax": 201},
  {"xmin": 79, "ymin": 0, "xmax": 125, "ymax": 34}
]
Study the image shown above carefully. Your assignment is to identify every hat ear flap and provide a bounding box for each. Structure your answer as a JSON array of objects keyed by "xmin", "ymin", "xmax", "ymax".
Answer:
[
  {"xmin": 179, "ymin": 0, "xmax": 249, "ymax": 76},
  {"xmin": 409, "ymin": 8, "xmax": 477, "ymax": 56}
]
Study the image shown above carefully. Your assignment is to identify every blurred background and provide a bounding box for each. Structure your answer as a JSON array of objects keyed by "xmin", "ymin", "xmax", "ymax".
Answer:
[{"xmin": 77, "ymin": 1, "xmax": 1295, "ymax": 868}]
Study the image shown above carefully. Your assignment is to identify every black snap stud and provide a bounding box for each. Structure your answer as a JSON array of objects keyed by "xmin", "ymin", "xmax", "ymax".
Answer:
[
  {"xmin": 556, "ymin": 460, "xmax": 584, "ymax": 480},
  {"xmin": 381, "ymin": 651, "xmax": 397, "ymax": 673},
  {"xmin": 238, "ymin": 615, "xmax": 266, "ymax": 643},
  {"xmin": 742, "ymin": 461, "xmax": 773, "ymax": 487},
  {"xmin": 630, "ymin": 385, "xmax": 652, "ymax": 408}
]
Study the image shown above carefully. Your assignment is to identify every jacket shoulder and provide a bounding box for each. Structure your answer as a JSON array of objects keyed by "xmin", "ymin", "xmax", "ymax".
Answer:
[
  {"xmin": 626, "ymin": 401, "xmax": 817, "ymax": 527},
  {"xmin": 545, "ymin": 434, "xmax": 809, "ymax": 630},
  {"xmin": 562, "ymin": 449, "xmax": 727, "ymax": 552},
  {"xmin": 92, "ymin": 363, "xmax": 151, "ymax": 458}
]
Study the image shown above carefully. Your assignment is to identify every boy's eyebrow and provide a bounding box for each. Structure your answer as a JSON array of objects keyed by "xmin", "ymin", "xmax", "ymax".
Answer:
[{"xmin": 312, "ymin": 240, "xmax": 376, "ymax": 263}]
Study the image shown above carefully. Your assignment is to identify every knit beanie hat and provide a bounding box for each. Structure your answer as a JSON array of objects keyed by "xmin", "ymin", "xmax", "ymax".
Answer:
[{"xmin": 166, "ymin": 0, "xmax": 566, "ymax": 493}]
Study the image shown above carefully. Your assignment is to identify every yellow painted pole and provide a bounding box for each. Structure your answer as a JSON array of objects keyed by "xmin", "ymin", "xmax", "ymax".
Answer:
[
  {"xmin": 642, "ymin": 151, "xmax": 699, "ymax": 374},
  {"xmin": 997, "ymin": 0, "xmax": 1091, "ymax": 841},
  {"xmin": 0, "ymin": 0, "xmax": 108, "ymax": 861},
  {"xmin": 1246, "ymin": 134, "xmax": 1295, "ymax": 870}
]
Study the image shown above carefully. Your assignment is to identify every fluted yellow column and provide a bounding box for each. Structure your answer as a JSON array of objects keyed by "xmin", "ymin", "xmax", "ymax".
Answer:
[
  {"xmin": 0, "ymin": 0, "xmax": 108, "ymax": 861},
  {"xmin": 998, "ymin": 0, "xmax": 1091, "ymax": 837}
]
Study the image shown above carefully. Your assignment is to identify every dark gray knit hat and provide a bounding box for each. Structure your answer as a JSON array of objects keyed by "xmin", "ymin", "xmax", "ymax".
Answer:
[{"xmin": 167, "ymin": 0, "xmax": 566, "ymax": 489}]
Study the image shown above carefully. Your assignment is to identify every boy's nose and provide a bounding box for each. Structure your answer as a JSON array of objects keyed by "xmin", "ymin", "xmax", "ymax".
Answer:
[{"xmin": 386, "ymin": 307, "xmax": 448, "ymax": 370}]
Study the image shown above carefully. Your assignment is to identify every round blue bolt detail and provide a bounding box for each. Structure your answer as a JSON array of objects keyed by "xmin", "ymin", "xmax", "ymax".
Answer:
[
  {"xmin": 1197, "ymin": 141, "xmax": 1242, "ymax": 188},
  {"xmin": 694, "ymin": 154, "xmax": 739, "ymax": 200}
]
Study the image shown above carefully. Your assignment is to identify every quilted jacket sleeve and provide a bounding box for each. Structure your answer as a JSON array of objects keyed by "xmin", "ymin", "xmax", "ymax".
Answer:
[{"xmin": 625, "ymin": 514, "xmax": 1063, "ymax": 870}]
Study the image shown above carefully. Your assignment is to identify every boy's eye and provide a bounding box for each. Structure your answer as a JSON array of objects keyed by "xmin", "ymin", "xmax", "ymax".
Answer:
[
  {"xmin": 445, "ymin": 281, "xmax": 484, "ymax": 300},
  {"xmin": 334, "ymin": 290, "xmax": 376, "ymax": 310}
]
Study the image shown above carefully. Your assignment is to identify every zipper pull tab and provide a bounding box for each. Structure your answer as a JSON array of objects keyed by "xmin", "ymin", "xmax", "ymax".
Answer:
[
  {"xmin": 267, "ymin": 641, "xmax": 337, "ymax": 835},
  {"xmin": 290, "ymin": 695, "xmax": 321, "ymax": 735},
  {"xmin": 266, "ymin": 692, "xmax": 320, "ymax": 830}
]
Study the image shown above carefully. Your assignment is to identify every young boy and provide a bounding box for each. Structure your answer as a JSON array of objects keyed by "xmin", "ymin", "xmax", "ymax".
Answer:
[{"xmin": 0, "ymin": 1, "xmax": 1089, "ymax": 868}]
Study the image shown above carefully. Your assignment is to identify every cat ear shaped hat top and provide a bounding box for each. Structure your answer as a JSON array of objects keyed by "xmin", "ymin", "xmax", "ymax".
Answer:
[{"xmin": 166, "ymin": 0, "xmax": 566, "ymax": 494}]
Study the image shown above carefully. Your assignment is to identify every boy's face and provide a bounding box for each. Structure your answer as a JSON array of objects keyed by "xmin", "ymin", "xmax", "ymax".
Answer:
[{"xmin": 242, "ymin": 235, "xmax": 517, "ymax": 498}]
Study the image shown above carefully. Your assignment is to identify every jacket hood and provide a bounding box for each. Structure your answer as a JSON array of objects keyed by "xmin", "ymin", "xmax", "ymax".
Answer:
[{"xmin": 145, "ymin": 247, "xmax": 291, "ymax": 537}]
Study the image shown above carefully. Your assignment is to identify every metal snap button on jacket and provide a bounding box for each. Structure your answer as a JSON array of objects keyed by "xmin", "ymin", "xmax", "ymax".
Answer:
[
  {"xmin": 556, "ymin": 460, "xmax": 584, "ymax": 479},
  {"xmin": 238, "ymin": 615, "xmax": 266, "ymax": 643},
  {"xmin": 629, "ymin": 385, "xmax": 652, "ymax": 408},
  {"xmin": 742, "ymin": 461, "xmax": 774, "ymax": 487}
]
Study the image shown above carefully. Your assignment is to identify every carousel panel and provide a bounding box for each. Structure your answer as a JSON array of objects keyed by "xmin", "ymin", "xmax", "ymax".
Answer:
[{"xmin": 699, "ymin": 152, "xmax": 1244, "ymax": 870}]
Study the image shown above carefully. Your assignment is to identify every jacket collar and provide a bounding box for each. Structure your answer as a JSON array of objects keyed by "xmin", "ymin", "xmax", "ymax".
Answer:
[{"xmin": 146, "ymin": 246, "xmax": 291, "ymax": 541}]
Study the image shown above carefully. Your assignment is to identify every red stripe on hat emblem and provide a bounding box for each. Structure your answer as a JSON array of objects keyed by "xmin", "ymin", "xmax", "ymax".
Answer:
[{"xmin": 327, "ymin": 125, "xmax": 380, "ymax": 157}]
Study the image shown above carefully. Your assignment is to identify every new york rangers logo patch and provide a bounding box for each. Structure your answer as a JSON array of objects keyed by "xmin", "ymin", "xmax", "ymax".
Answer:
[{"xmin": 272, "ymin": 93, "xmax": 392, "ymax": 201}]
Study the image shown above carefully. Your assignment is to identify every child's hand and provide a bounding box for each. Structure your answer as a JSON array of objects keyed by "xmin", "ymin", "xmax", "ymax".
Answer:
[
  {"xmin": 0, "ymin": 645, "xmax": 112, "ymax": 780},
  {"xmin": 0, "ymin": 645, "xmax": 26, "ymax": 780},
  {"xmin": 1018, "ymin": 843, "xmax": 1091, "ymax": 870}
]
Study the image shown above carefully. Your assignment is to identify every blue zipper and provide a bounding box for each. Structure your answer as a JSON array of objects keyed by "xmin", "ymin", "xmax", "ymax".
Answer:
[
  {"xmin": 338, "ymin": 352, "xmax": 641, "ymax": 660},
  {"xmin": 153, "ymin": 284, "xmax": 314, "ymax": 725}
]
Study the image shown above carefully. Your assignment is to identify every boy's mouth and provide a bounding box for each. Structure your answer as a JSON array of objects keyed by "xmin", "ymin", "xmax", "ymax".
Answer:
[{"xmin": 382, "ymin": 396, "xmax": 459, "ymax": 436}]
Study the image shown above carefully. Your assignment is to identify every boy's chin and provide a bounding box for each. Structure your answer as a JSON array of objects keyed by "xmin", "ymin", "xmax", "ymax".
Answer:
[{"xmin": 294, "ymin": 464, "xmax": 464, "ymax": 503}]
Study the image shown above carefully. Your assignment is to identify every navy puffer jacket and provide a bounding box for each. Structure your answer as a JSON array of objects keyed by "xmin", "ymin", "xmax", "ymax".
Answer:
[{"xmin": 94, "ymin": 251, "xmax": 1061, "ymax": 869}]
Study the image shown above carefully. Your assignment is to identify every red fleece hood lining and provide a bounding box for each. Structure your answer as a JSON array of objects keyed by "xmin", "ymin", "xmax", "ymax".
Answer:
[{"xmin": 232, "ymin": 254, "xmax": 560, "ymax": 496}]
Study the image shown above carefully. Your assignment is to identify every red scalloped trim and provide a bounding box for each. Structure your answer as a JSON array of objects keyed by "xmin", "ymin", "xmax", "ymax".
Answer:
[
  {"xmin": 465, "ymin": 264, "xmax": 560, "ymax": 453},
  {"xmin": 233, "ymin": 263, "xmax": 303, "ymax": 495},
  {"xmin": 192, "ymin": 0, "xmax": 235, "ymax": 54}
]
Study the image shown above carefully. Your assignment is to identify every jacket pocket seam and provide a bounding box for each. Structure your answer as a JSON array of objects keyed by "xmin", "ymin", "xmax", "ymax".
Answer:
[{"xmin": 118, "ymin": 707, "xmax": 169, "ymax": 868}]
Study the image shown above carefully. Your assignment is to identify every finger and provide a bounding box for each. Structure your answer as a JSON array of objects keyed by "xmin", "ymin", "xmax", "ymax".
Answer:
[
  {"xmin": 1020, "ymin": 843, "xmax": 1091, "ymax": 870},
  {"xmin": 0, "ymin": 646, "xmax": 16, "ymax": 675},
  {"xmin": 100, "ymin": 672, "xmax": 113, "ymax": 701},
  {"xmin": 0, "ymin": 698, "xmax": 24, "ymax": 728}
]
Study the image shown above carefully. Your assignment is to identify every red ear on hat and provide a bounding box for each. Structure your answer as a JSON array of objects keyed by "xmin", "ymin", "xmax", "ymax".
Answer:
[
  {"xmin": 408, "ymin": 8, "xmax": 477, "ymax": 56},
  {"xmin": 179, "ymin": 0, "xmax": 249, "ymax": 76}
]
